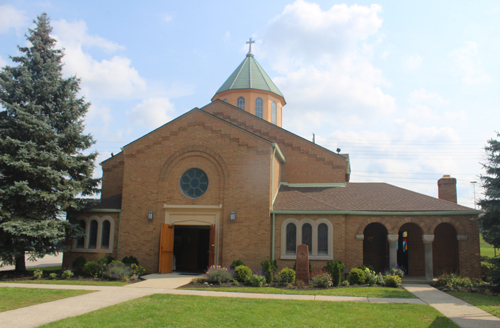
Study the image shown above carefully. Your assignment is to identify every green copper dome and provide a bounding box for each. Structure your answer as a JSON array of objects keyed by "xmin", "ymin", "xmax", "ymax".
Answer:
[{"xmin": 215, "ymin": 54, "xmax": 284, "ymax": 98}]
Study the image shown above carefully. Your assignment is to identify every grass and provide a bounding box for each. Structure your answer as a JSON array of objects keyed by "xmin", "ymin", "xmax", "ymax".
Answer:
[
  {"xmin": 183, "ymin": 286, "xmax": 416, "ymax": 298},
  {"xmin": 27, "ymin": 266, "xmax": 62, "ymax": 271},
  {"xmin": 448, "ymin": 291, "xmax": 500, "ymax": 319},
  {"xmin": 42, "ymin": 294, "xmax": 457, "ymax": 328},
  {"xmin": 480, "ymin": 235, "xmax": 498, "ymax": 258},
  {"xmin": 2, "ymin": 280, "xmax": 129, "ymax": 286},
  {"xmin": 0, "ymin": 287, "xmax": 92, "ymax": 312}
]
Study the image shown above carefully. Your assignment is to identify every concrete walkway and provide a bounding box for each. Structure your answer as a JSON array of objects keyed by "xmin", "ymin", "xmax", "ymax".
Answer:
[
  {"xmin": 0, "ymin": 277, "xmax": 499, "ymax": 327},
  {"xmin": 403, "ymin": 284, "xmax": 500, "ymax": 328}
]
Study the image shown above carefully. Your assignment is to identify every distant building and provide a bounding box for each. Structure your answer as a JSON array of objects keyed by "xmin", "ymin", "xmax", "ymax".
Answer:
[{"xmin": 64, "ymin": 42, "xmax": 481, "ymax": 279}]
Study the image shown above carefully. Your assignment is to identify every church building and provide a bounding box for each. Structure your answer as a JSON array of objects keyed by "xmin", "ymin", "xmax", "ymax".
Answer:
[{"xmin": 64, "ymin": 41, "xmax": 482, "ymax": 279}]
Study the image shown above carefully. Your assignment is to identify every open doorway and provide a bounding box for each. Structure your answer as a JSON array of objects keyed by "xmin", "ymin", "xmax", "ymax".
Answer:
[{"xmin": 173, "ymin": 225, "xmax": 210, "ymax": 273}]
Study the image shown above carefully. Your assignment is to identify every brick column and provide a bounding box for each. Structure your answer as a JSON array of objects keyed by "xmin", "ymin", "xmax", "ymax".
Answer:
[
  {"xmin": 387, "ymin": 234, "xmax": 399, "ymax": 267},
  {"xmin": 422, "ymin": 235, "xmax": 435, "ymax": 281}
]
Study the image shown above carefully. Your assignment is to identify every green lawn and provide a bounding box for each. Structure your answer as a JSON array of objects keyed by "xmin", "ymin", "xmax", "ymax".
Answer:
[
  {"xmin": 2, "ymin": 280, "xmax": 129, "ymax": 286},
  {"xmin": 480, "ymin": 235, "xmax": 498, "ymax": 258},
  {"xmin": 27, "ymin": 266, "xmax": 62, "ymax": 271},
  {"xmin": 0, "ymin": 287, "xmax": 92, "ymax": 312},
  {"xmin": 42, "ymin": 294, "xmax": 457, "ymax": 328},
  {"xmin": 183, "ymin": 286, "xmax": 416, "ymax": 298},
  {"xmin": 448, "ymin": 292, "xmax": 500, "ymax": 319}
]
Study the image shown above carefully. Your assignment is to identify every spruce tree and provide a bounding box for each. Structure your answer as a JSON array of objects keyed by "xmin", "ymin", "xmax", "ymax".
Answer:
[
  {"xmin": 478, "ymin": 133, "xmax": 500, "ymax": 249},
  {"xmin": 0, "ymin": 13, "xmax": 100, "ymax": 271}
]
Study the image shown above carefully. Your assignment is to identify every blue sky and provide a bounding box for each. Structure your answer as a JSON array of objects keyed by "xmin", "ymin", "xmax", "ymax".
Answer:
[{"xmin": 1, "ymin": 0, "xmax": 499, "ymax": 208}]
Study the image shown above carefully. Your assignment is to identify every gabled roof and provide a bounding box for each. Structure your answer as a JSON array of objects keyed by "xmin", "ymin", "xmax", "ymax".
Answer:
[
  {"xmin": 214, "ymin": 55, "xmax": 284, "ymax": 98},
  {"xmin": 273, "ymin": 183, "xmax": 480, "ymax": 214}
]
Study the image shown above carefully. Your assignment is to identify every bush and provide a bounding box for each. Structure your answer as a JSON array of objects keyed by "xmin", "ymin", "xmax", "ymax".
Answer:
[
  {"xmin": 191, "ymin": 277, "xmax": 205, "ymax": 284},
  {"xmin": 311, "ymin": 270, "xmax": 333, "ymax": 288},
  {"xmin": 358, "ymin": 264, "xmax": 375, "ymax": 272},
  {"xmin": 434, "ymin": 273, "xmax": 477, "ymax": 288},
  {"xmin": 84, "ymin": 261, "xmax": 101, "ymax": 277},
  {"xmin": 49, "ymin": 273, "xmax": 57, "ymax": 279},
  {"xmin": 72, "ymin": 256, "xmax": 87, "ymax": 273},
  {"xmin": 33, "ymin": 269, "xmax": 43, "ymax": 279},
  {"xmin": 230, "ymin": 259, "xmax": 245, "ymax": 270},
  {"xmin": 234, "ymin": 265, "xmax": 252, "ymax": 283},
  {"xmin": 383, "ymin": 274, "xmax": 402, "ymax": 287},
  {"xmin": 482, "ymin": 261, "xmax": 496, "ymax": 280},
  {"xmin": 205, "ymin": 265, "xmax": 234, "ymax": 284},
  {"xmin": 376, "ymin": 273, "xmax": 385, "ymax": 285},
  {"xmin": 261, "ymin": 257, "xmax": 278, "ymax": 283},
  {"xmin": 98, "ymin": 255, "xmax": 115, "ymax": 266},
  {"xmin": 122, "ymin": 256, "xmax": 139, "ymax": 266},
  {"xmin": 62, "ymin": 270, "xmax": 74, "ymax": 279},
  {"xmin": 348, "ymin": 268, "xmax": 366, "ymax": 285},
  {"xmin": 103, "ymin": 262, "xmax": 133, "ymax": 281},
  {"xmin": 296, "ymin": 280, "xmax": 305, "ymax": 288},
  {"xmin": 250, "ymin": 274, "xmax": 266, "ymax": 287},
  {"xmin": 364, "ymin": 268, "xmax": 377, "ymax": 285},
  {"xmin": 324, "ymin": 260, "xmax": 345, "ymax": 287},
  {"xmin": 383, "ymin": 264, "xmax": 405, "ymax": 278},
  {"xmin": 342, "ymin": 280, "xmax": 349, "ymax": 286},
  {"xmin": 277, "ymin": 268, "xmax": 296, "ymax": 284},
  {"xmin": 130, "ymin": 263, "xmax": 145, "ymax": 276}
]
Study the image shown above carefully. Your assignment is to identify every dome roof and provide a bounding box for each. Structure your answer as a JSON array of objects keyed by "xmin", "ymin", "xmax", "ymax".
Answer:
[{"xmin": 214, "ymin": 54, "xmax": 284, "ymax": 99}]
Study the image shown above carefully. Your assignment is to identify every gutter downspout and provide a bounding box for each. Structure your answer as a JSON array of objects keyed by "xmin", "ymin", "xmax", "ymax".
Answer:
[
  {"xmin": 116, "ymin": 212, "xmax": 122, "ymax": 260},
  {"xmin": 271, "ymin": 147, "xmax": 277, "ymax": 261}
]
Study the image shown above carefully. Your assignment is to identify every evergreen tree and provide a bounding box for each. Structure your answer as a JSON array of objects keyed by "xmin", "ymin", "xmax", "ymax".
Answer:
[
  {"xmin": 0, "ymin": 13, "xmax": 100, "ymax": 271},
  {"xmin": 478, "ymin": 133, "xmax": 500, "ymax": 249}
]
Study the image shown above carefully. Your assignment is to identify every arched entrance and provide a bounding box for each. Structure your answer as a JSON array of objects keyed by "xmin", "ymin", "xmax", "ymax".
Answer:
[
  {"xmin": 398, "ymin": 223, "xmax": 425, "ymax": 276},
  {"xmin": 363, "ymin": 223, "xmax": 388, "ymax": 273},
  {"xmin": 433, "ymin": 223, "xmax": 459, "ymax": 275}
]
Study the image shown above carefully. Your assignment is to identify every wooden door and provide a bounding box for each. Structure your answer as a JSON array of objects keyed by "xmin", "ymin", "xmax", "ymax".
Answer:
[
  {"xmin": 208, "ymin": 224, "xmax": 215, "ymax": 267},
  {"xmin": 158, "ymin": 224, "xmax": 174, "ymax": 273}
]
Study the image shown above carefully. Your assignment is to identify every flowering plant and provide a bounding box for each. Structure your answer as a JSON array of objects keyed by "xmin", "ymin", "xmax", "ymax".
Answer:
[{"xmin": 204, "ymin": 264, "xmax": 234, "ymax": 284}]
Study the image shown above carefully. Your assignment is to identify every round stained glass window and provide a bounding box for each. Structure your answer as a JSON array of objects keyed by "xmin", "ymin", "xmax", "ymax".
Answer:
[{"xmin": 180, "ymin": 168, "xmax": 209, "ymax": 198}]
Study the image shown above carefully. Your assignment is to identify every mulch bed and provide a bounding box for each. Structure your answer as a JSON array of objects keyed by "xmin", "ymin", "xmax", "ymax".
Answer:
[{"xmin": 182, "ymin": 281, "xmax": 386, "ymax": 291}]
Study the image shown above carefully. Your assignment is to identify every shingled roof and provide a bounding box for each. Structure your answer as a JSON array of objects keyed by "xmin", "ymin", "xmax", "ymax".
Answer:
[{"xmin": 273, "ymin": 183, "xmax": 479, "ymax": 213}]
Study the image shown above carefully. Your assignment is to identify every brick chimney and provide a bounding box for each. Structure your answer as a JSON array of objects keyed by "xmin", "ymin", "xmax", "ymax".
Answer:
[{"xmin": 437, "ymin": 175, "xmax": 457, "ymax": 203}]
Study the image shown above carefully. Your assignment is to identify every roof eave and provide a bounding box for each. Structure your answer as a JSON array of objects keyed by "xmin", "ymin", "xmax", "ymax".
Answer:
[{"xmin": 271, "ymin": 210, "xmax": 483, "ymax": 216}]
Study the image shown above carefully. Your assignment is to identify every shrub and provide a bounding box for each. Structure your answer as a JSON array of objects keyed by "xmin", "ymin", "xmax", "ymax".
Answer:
[
  {"xmin": 364, "ymin": 268, "xmax": 377, "ymax": 285},
  {"xmin": 434, "ymin": 273, "xmax": 477, "ymax": 288},
  {"xmin": 261, "ymin": 257, "xmax": 278, "ymax": 283},
  {"xmin": 130, "ymin": 263, "xmax": 145, "ymax": 276},
  {"xmin": 191, "ymin": 277, "xmax": 206, "ymax": 284},
  {"xmin": 277, "ymin": 268, "xmax": 296, "ymax": 284},
  {"xmin": 482, "ymin": 261, "xmax": 496, "ymax": 280},
  {"xmin": 234, "ymin": 265, "xmax": 252, "ymax": 283},
  {"xmin": 296, "ymin": 280, "xmax": 305, "ymax": 288},
  {"xmin": 233, "ymin": 279, "xmax": 239, "ymax": 286},
  {"xmin": 98, "ymin": 255, "xmax": 115, "ymax": 266},
  {"xmin": 357, "ymin": 264, "xmax": 375, "ymax": 272},
  {"xmin": 84, "ymin": 261, "xmax": 101, "ymax": 277},
  {"xmin": 122, "ymin": 256, "xmax": 139, "ymax": 266},
  {"xmin": 62, "ymin": 270, "xmax": 74, "ymax": 279},
  {"xmin": 383, "ymin": 264, "xmax": 406, "ymax": 278},
  {"xmin": 230, "ymin": 259, "xmax": 245, "ymax": 270},
  {"xmin": 103, "ymin": 262, "xmax": 133, "ymax": 281},
  {"xmin": 72, "ymin": 256, "xmax": 87, "ymax": 273},
  {"xmin": 384, "ymin": 275, "xmax": 402, "ymax": 287},
  {"xmin": 49, "ymin": 273, "xmax": 57, "ymax": 279},
  {"xmin": 205, "ymin": 265, "xmax": 234, "ymax": 284},
  {"xmin": 250, "ymin": 274, "xmax": 266, "ymax": 287},
  {"xmin": 376, "ymin": 273, "xmax": 385, "ymax": 285},
  {"xmin": 348, "ymin": 268, "xmax": 366, "ymax": 285},
  {"xmin": 311, "ymin": 270, "xmax": 333, "ymax": 288},
  {"xmin": 324, "ymin": 260, "xmax": 345, "ymax": 287},
  {"xmin": 342, "ymin": 280, "xmax": 350, "ymax": 286},
  {"xmin": 33, "ymin": 269, "xmax": 43, "ymax": 279}
]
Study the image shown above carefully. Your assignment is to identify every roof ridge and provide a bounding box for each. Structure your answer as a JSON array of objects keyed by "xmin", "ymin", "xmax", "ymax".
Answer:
[{"xmin": 230, "ymin": 57, "xmax": 247, "ymax": 89}]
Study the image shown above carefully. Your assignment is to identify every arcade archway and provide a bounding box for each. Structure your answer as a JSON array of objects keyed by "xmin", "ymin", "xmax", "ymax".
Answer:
[
  {"xmin": 363, "ymin": 223, "xmax": 388, "ymax": 273},
  {"xmin": 433, "ymin": 223, "xmax": 459, "ymax": 275}
]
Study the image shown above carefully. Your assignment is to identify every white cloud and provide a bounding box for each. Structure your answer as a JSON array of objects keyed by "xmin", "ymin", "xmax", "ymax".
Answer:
[
  {"xmin": 224, "ymin": 31, "xmax": 230, "ymax": 41},
  {"xmin": 52, "ymin": 19, "xmax": 146, "ymax": 99},
  {"xmin": 406, "ymin": 89, "xmax": 465, "ymax": 122},
  {"xmin": 161, "ymin": 14, "xmax": 172, "ymax": 22},
  {"xmin": 127, "ymin": 98, "xmax": 175, "ymax": 129},
  {"xmin": 86, "ymin": 104, "xmax": 112, "ymax": 125},
  {"xmin": 0, "ymin": 5, "xmax": 28, "ymax": 34},
  {"xmin": 402, "ymin": 54, "xmax": 423, "ymax": 71},
  {"xmin": 0, "ymin": 55, "xmax": 8, "ymax": 68},
  {"xmin": 450, "ymin": 41, "xmax": 492, "ymax": 85},
  {"xmin": 408, "ymin": 89, "xmax": 448, "ymax": 106}
]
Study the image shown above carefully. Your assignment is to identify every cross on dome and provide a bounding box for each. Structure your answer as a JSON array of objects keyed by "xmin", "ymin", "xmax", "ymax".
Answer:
[{"xmin": 246, "ymin": 38, "xmax": 255, "ymax": 56}]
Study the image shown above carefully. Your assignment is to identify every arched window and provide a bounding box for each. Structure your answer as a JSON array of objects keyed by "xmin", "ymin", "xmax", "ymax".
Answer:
[
  {"xmin": 255, "ymin": 98, "xmax": 263, "ymax": 118},
  {"xmin": 302, "ymin": 223, "xmax": 312, "ymax": 254},
  {"xmin": 318, "ymin": 223, "xmax": 328, "ymax": 254},
  {"xmin": 76, "ymin": 220, "xmax": 86, "ymax": 248},
  {"xmin": 237, "ymin": 97, "xmax": 245, "ymax": 110},
  {"xmin": 101, "ymin": 220, "xmax": 111, "ymax": 249},
  {"xmin": 286, "ymin": 223, "xmax": 296, "ymax": 254},
  {"xmin": 272, "ymin": 102, "xmax": 277, "ymax": 124},
  {"xmin": 88, "ymin": 220, "xmax": 98, "ymax": 249}
]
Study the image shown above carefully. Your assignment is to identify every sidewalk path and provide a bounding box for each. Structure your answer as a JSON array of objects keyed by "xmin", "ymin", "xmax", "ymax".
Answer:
[
  {"xmin": 0, "ymin": 279, "xmax": 499, "ymax": 328},
  {"xmin": 403, "ymin": 284, "xmax": 500, "ymax": 328}
]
